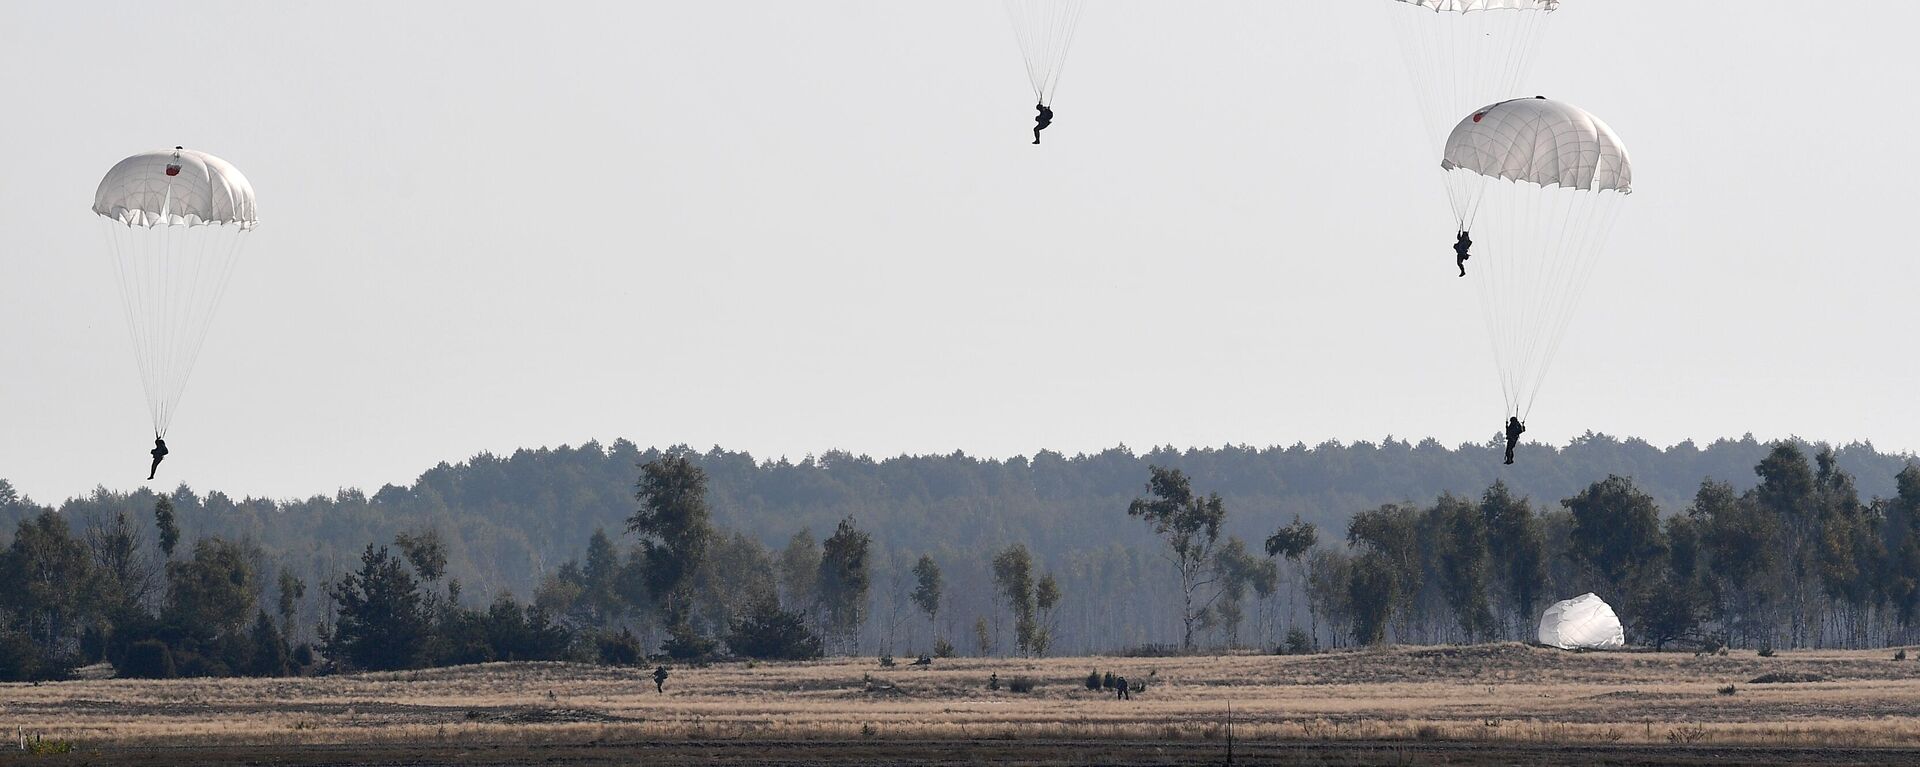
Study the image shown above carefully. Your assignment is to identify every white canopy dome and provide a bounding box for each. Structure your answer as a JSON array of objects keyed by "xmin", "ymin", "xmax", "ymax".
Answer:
[
  {"xmin": 1442, "ymin": 97, "xmax": 1632, "ymax": 194},
  {"xmin": 1538, "ymin": 593, "xmax": 1625, "ymax": 650},
  {"xmin": 1393, "ymin": 0, "xmax": 1559, "ymax": 11},
  {"xmin": 93, "ymin": 148, "xmax": 257, "ymax": 229}
]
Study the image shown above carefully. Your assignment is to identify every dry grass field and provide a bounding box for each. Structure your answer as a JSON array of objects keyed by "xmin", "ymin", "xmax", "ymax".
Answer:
[{"xmin": 8, "ymin": 643, "xmax": 1920, "ymax": 765}]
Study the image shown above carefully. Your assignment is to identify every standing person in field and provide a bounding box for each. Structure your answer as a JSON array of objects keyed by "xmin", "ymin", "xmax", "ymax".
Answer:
[
  {"xmin": 653, "ymin": 665, "xmax": 670, "ymax": 693},
  {"xmin": 1115, "ymin": 675, "xmax": 1130, "ymax": 700}
]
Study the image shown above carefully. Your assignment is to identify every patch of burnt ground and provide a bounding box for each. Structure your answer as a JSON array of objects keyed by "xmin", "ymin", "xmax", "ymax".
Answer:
[
  {"xmin": 462, "ymin": 707, "xmax": 633, "ymax": 724},
  {"xmin": 1749, "ymin": 672, "xmax": 1828, "ymax": 684}
]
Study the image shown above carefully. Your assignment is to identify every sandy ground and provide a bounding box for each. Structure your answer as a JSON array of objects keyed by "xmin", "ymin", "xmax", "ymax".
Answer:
[{"xmin": 6, "ymin": 643, "xmax": 1920, "ymax": 765}]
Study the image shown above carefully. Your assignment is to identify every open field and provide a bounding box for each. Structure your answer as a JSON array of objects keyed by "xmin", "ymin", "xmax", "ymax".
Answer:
[{"xmin": 9, "ymin": 644, "xmax": 1920, "ymax": 765}]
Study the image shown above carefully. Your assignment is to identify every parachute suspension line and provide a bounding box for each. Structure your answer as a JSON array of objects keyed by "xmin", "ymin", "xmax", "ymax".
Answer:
[
  {"xmin": 1510, "ymin": 186, "xmax": 1580, "ymax": 419},
  {"xmin": 1388, "ymin": 6, "xmax": 1553, "ymax": 154},
  {"xmin": 1472, "ymin": 234, "xmax": 1513, "ymax": 414},
  {"xmin": 1005, "ymin": 0, "xmax": 1085, "ymax": 106},
  {"xmin": 1512, "ymin": 183, "xmax": 1569, "ymax": 419},
  {"xmin": 103, "ymin": 222, "xmax": 155, "ymax": 429},
  {"xmin": 1388, "ymin": 5, "xmax": 1556, "ymax": 235},
  {"xmin": 161, "ymin": 223, "xmax": 209, "ymax": 433},
  {"xmin": 1469, "ymin": 180, "xmax": 1627, "ymax": 422},
  {"xmin": 102, "ymin": 219, "xmax": 250, "ymax": 438},
  {"xmin": 173, "ymin": 228, "xmax": 249, "ymax": 432},
  {"xmin": 1524, "ymin": 195, "xmax": 1626, "ymax": 418}
]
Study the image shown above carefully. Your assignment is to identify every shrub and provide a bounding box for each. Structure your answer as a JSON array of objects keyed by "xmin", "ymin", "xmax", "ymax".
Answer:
[
  {"xmin": 0, "ymin": 626, "xmax": 65, "ymax": 682},
  {"xmin": 878, "ymin": 654, "xmax": 895, "ymax": 667},
  {"xmin": 291, "ymin": 643, "xmax": 316, "ymax": 669},
  {"xmin": 1757, "ymin": 646, "xmax": 1776, "ymax": 658},
  {"xmin": 1718, "ymin": 684, "xmax": 1737, "ymax": 696},
  {"xmin": 24, "ymin": 737, "xmax": 74, "ymax": 755},
  {"xmin": 121, "ymin": 640, "xmax": 177, "ymax": 679},
  {"xmin": 1008, "ymin": 676, "xmax": 1036, "ymax": 694},
  {"xmin": 726, "ymin": 600, "xmax": 822, "ymax": 660},
  {"xmin": 1085, "ymin": 669, "xmax": 1102, "ymax": 690},
  {"xmin": 175, "ymin": 651, "xmax": 231, "ymax": 679},
  {"xmin": 1284, "ymin": 628, "xmax": 1313, "ymax": 655},
  {"xmin": 1896, "ymin": 649, "xmax": 1908, "ymax": 661},
  {"xmin": 597, "ymin": 629, "xmax": 644, "ymax": 666},
  {"xmin": 661, "ymin": 632, "xmax": 714, "ymax": 661},
  {"xmin": 932, "ymin": 638, "xmax": 955, "ymax": 658},
  {"xmin": 1668, "ymin": 724, "xmax": 1709, "ymax": 744}
]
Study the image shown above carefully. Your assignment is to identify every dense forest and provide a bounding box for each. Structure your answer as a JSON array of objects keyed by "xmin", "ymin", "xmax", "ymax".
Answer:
[{"xmin": 2, "ymin": 434, "xmax": 1917, "ymax": 680}]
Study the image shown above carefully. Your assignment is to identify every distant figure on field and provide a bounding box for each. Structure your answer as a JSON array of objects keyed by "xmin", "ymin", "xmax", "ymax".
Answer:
[
  {"xmin": 147, "ymin": 438, "xmax": 169, "ymax": 480},
  {"xmin": 1115, "ymin": 675, "xmax": 1130, "ymax": 700},
  {"xmin": 1504, "ymin": 417, "xmax": 1526, "ymax": 465},
  {"xmin": 653, "ymin": 665, "xmax": 669, "ymax": 693},
  {"xmin": 1454, "ymin": 231, "xmax": 1473, "ymax": 277},
  {"xmin": 1032, "ymin": 103, "xmax": 1053, "ymax": 144},
  {"xmin": 989, "ymin": 672, "xmax": 1001, "ymax": 691}
]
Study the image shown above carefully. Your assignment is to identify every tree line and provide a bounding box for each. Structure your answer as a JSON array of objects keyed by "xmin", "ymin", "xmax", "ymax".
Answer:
[{"xmin": 3, "ymin": 437, "xmax": 1919, "ymax": 679}]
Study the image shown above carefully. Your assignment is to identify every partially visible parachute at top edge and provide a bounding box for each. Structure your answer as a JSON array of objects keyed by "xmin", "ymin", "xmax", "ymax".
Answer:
[
  {"xmin": 1383, "ymin": 0, "xmax": 1561, "ymax": 197},
  {"xmin": 1005, "ymin": 0, "xmax": 1086, "ymax": 106},
  {"xmin": 93, "ymin": 147, "xmax": 258, "ymax": 437},
  {"xmin": 1538, "ymin": 592, "xmax": 1625, "ymax": 650},
  {"xmin": 1442, "ymin": 97, "xmax": 1631, "ymax": 420}
]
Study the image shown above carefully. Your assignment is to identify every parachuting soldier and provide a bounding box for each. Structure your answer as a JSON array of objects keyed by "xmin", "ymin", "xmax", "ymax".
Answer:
[
  {"xmin": 1454, "ymin": 230, "xmax": 1473, "ymax": 277},
  {"xmin": 147, "ymin": 437, "xmax": 169, "ymax": 480},
  {"xmin": 1032, "ymin": 103, "xmax": 1053, "ymax": 144},
  {"xmin": 1504, "ymin": 417, "xmax": 1526, "ymax": 465}
]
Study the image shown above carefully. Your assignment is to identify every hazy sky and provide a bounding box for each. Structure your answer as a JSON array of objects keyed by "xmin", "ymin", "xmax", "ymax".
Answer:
[{"xmin": 2, "ymin": 1, "xmax": 1916, "ymax": 503}]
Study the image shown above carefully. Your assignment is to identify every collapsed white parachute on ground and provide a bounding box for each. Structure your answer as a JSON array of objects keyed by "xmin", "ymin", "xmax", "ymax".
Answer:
[
  {"xmin": 93, "ymin": 147, "xmax": 258, "ymax": 437},
  {"xmin": 1005, "ymin": 0, "xmax": 1085, "ymax": 106},
  {"xmin": 1442, "ymin": 97, "xmax": 1631, "ymax": 420},
  {"xmin": 1538, "ymin": 593, "xmax": 1625, "ymax": 650}
]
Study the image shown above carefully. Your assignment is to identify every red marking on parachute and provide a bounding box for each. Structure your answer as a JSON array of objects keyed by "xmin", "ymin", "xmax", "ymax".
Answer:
[
  {"xmin": 165, "ymin": 164, "xmax": 181, "ymax": 177},
  {"xmin": 1472, "ymin": 112, "xmax": 1486, "ymax": 123}
]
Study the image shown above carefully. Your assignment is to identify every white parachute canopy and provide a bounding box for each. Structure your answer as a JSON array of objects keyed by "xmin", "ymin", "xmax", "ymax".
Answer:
[
  {"xmin": 1441, "ymin": 98, "xmax": 1631, "ymax": 419},
  {"xmin": 1538, "ymin": 593, "xmax": 1625, "ymax": 650},
  {"xmin": 1004, "ymin": 0, "xmax": 1086, "ymax": 106},
  {"xmin": 93, "ymin": 147, "xmax": 258, "ymax": 437},
  {"xmin": 1383, "ymin": 0, "xmax": 1559, "ymax": 161}
]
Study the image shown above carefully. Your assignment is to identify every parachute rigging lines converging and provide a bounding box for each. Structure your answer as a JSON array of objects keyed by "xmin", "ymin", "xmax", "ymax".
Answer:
[
  {"xmin": 93, "ymin": 147, "xmax": 258, "ymax": 438},
  {"xmin": 1441, "ymin": 98, "xmax": 1631, "ymax": 420},
  {"xmin": 1004, "ymin": 0, "xmax": 1085, "ymax": 106},
  {"xmin": 1383, "ymin": 0, "xmax": 1558, "ymax": 222}
]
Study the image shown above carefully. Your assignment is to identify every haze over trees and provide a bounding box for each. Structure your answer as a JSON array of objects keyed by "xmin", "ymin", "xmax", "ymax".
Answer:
[{"xmin": 2, "ymin": 436, "xmax": 1919, "ymax": 680}]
